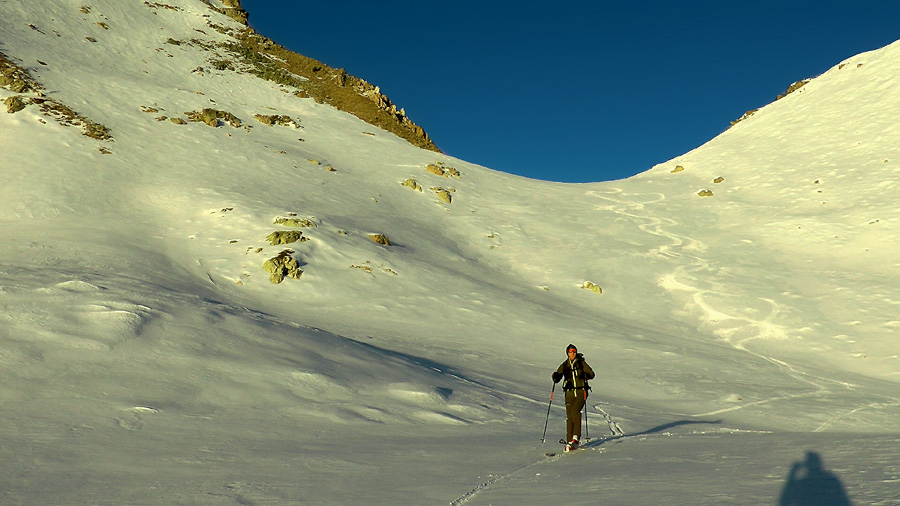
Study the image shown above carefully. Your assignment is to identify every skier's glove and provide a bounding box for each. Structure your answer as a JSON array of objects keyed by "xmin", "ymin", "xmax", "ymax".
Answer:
[{"xmin": 552, "ymin": 371, "xmax": 562, "ymax": 383}]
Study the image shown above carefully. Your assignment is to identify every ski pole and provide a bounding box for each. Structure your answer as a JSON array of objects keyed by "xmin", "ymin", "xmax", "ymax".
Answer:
[
  {"xmin": 540, "ymin": 382, "xmax": 556, "ymax": 443},
  {"xmin": 583, "ymin": 390, "xmax": 589, "ymax": 440}
]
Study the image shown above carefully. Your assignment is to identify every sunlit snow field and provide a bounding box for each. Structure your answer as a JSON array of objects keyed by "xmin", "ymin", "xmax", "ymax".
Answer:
[{"xmin": 1, "ymin": 1, "xmax": 899, "ymax": 504}]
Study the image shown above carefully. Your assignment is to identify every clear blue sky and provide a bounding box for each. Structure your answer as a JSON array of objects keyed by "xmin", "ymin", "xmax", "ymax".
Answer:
[{"xmin": 240, "ymin": 0, "xmax": 900, "ymax": 183}]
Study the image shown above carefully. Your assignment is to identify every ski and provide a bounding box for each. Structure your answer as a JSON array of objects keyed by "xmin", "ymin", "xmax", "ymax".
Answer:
[
  {"xmin": 545, "ymin": 436, "xmax": 596, "ymax": 457},
  {"xmin": 558, "ymin": 437, "xmax": 592, "ymax": 445},
  {"xmin": 553, "ymin": 436, "xmax": 593, "ymax": 455}
]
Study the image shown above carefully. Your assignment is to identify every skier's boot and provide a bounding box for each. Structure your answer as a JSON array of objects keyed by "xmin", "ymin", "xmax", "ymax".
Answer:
[{"xmin": 564, "ymin": 435, "xmax": 579, "ymax": 452}]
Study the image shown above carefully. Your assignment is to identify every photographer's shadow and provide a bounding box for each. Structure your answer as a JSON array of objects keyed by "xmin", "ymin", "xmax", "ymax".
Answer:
[{"xmin": 778, "ymin": 451, "xmax": 851, "ymax": 506}]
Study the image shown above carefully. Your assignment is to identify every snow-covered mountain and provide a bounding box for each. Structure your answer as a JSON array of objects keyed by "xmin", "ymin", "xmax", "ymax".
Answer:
[{"xmin": 2, "ymin": 1, "xmax": 899, "ymax": 504}]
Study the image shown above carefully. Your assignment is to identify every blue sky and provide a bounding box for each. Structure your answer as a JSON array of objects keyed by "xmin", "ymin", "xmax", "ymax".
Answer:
[{"xmin": 239, "ymin": 0, "xmax": 900, "ymax": 183}]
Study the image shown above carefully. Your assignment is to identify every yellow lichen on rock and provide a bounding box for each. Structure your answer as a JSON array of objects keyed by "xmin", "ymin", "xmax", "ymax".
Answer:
[
  {"xmin": 274, "ymin": 216, "xmax": 316, "ymax": 227},
  {"xmin": 368, "ymin": 233, "xmax": 391, "ymax": 246},
  {"xmin": 255, "ymin": 113, "xmax": 300, "ymax": 128},
  {"xmin": 186, "ymin": 108, "xmax": 241, "ymax": 127},
  {"xmin": 425, "ymin": 162, "xmax": 461, "ymax": 179},
  {"xmin": 431, "ymin": 187, "xmax": 452, "ymax": 204},
  {"xmin": 266, "ymin": 230, "xmax": 307, "ymax": 245},
  {"xmin": 402, "ymin": 178, "xmax": 423, "ymax": 191},
  {"xmin": 262, "ymin": 249, "xmax": 302, "ymax": 284},
  {"xmin": 4, "ymin": 96, "xmax": 27, "ymax": 113},
  {"xmin": 581, "ymin": 281, "xmax": 603, "ymax": 294}
]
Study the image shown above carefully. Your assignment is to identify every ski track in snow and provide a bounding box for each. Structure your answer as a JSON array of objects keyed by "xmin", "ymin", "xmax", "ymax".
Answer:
[
  {"xmin": 448, "ymin": 462, "xmax": 540, "ymax": 506},
  {"xmin": 447, "ymin": 401, "xmax": 623, "ymax": 505},
  {"xmin": 590, "ymin": 187, "xmax": 900, "ymax": 427},
  {"xmin": 594, "ymin": 188, "xmax": 795, "ymax": 353},
  {"xmin": 448, "ymin": 412, "xmax": 731, "ymax": 506},
  {"xmin": 448, "ymin": 438, "xmax": 611, "ymax": 506}
]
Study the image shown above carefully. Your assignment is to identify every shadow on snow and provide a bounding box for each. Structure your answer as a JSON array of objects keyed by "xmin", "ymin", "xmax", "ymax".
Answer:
[
  {"xmin": 580, "ymin": 419, "xmax": 722, "ymax": 449},
  {"xmin": 778, "ymin": 451, "xmax": 852, "ymax": 506},
  {"xmin": 581, "ymin": 424, "xmax": 853, "ymax": 504}
]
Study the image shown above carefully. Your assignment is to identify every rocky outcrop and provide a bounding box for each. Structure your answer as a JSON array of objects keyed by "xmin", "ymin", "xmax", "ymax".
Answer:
[
  {"xmin": 274, "ymin": 216, "xmax": 316, "ymax": 227},
  {"xmin": 730, "ymin": 109, "xmax": 758, "ymax": 128},
  {"xmin": 777, "ymin": 79, "xmax": 810, "ymax": 100},
  {"xmin": 431, "ymin": 187, "xmax": 453, "ymax": 204},
  {"xmin": 732, "ymin": 78, "xmax": 811, "ymax": 127},
  {"xmin": 582, "ymin": 281, "xmax": 603, "ymax": 294},
  {"xmin": 368, "ymin": 234, "xmax": 391, "ymax": 246},
  {"xmin": 425, "ymin": 162, "xmax": 461, "ymax": 178},
  {"xmin": 255, "ymin": 114, "xmax": 300, "ymax": 128},
  {"xmin": 202, "ymin": 0, "xmax": 249, "ymax": 25},
  {"xmin": 205, "ymin": 8, "xmax": 438, "ymax": 152},
  {"xmin": 262, "ymin": 249, "xmax": 302, "ymax": 284},
  {"xmin": 402, "ymin": 179, "xmax": 423, "ymax": 192},
  {"xmin": 266, "ymin": 230, "xmax": 307, "ymax": 245},
  {"xmin": 1, "ymin": 50, "xmax": 111, "ymax": 140},
  {"xmin": 0, "ymin": 51, "xmax": 36, "ymax": 93},
  {"xmin": 4, "ymin": 95, "xmax": 26, "ymax": 113},
  {"xmin": 186, "ymin": 108, "xmax": 241, "ymax": 127}
]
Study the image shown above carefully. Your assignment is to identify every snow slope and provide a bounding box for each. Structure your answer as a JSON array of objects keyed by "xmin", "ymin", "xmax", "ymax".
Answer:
[{"xmin": 1, "ymin": 1, "xmax": 899, "ymax": 504}]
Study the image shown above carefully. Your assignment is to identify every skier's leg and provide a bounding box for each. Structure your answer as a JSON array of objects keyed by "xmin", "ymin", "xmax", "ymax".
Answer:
[
  {"xmin": 571, "ymin": 393, "xmax": 586, "ymax": 440},
  {"xmin": 564, "ymin": 390, "xmax": 576, "ymax": 442}
]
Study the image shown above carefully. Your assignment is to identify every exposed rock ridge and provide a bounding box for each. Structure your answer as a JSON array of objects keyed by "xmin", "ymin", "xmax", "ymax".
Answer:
[
  {"xmin": 201, "ymin": 0, "xmax": 249, "ymax": 25},
  {"xmin": 203, "ymin": 0, "xmax": 438, "ymax": 152}
]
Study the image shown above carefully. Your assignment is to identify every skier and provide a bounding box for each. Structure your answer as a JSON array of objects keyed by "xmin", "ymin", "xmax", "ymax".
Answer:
[{"xmin": 551, "ymin": 344, "xmax": 595, "ymax": 452}]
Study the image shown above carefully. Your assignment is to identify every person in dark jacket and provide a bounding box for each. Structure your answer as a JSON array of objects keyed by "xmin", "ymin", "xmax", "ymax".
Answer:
[{"xmin": 552, "ymin": 344, "xmax": 595, "ymax": 451}]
